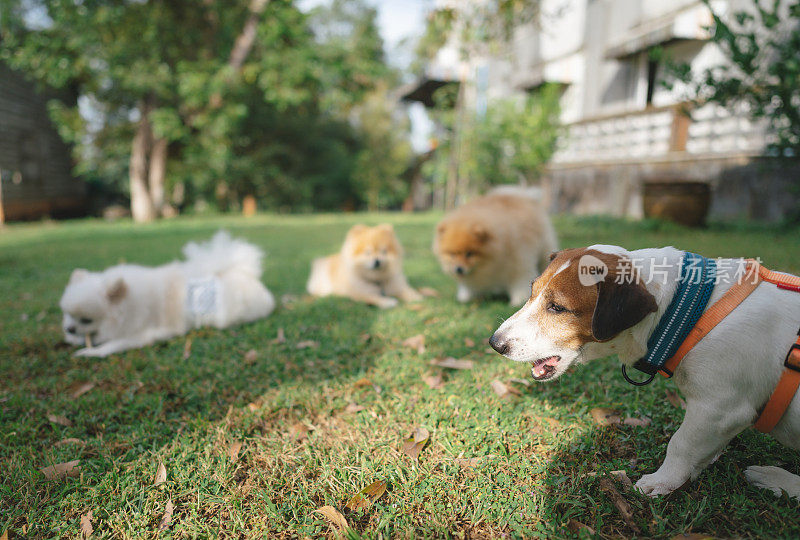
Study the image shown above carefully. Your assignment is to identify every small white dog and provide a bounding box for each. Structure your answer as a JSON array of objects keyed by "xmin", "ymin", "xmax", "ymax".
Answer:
[
  {"xmin": 60, "ymin": 231, "xmax": 275, "ymax": 357},
  {"xmin": 490, "ymin": 245, "xmax": 800, "ymax": 499}
]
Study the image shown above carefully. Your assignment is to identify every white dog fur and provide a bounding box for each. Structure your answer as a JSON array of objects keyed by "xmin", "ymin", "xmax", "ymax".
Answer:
[
  {"xmin": 491, "ymin": 245, "xmax": 800, "ymax": 499},
  {"xmin": 60, "ymin": 231, "xmax": 275, "ymax": 357}
]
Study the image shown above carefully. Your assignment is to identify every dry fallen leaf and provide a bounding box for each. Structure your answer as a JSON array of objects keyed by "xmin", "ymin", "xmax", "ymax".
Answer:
[
  {"xmin": 182, "ymin": 338, "xmax": 192, "ymax": 360},
  {"xmin": 622, "ymin": 416, "xmax": 652, "ymax": 427},
  {"xmin": 47, "ymin": 413, "xmax": 72, "ymax": 427},
  {"xmin": 464, "ymin": 337, "xmax": 476, "ymax": 348},
  {"xmin": 353, "ymin": 377, "xmax": 372, "ymax": 388},
  {"xmin": 154, "ymin": 462, "xmax": 166, "ymax": 486},
  {"xmin": 423, "ymin": 374, "xmax": 444, "ymax": 389},
  {"xmin": 610, "ymin": 470, "xmax": 633, "ymax": 489},
  {"xmin": 0, "ymin": 530, "xmax": 7, "ymax": 540},
  {"xmin": 296, "ymin": 340, "xmax": 319, "ymax": 350},
  {"xmin": 670, "ymin": 534, "xmax": 717, "ymax": 540},
  {"xmin": 345, "ymin": 480, "xmax": 388, "ymax": 511},
  {"xmin": 431, "ymin": 357, "xmax": 473, "ymax": 370},
  {"xmin": 666, "ymin": 389, "xmax": 687, "ymax": 409},
  {"xmin": 401, "ymin": 427, "xmax": 430, "ymax": 460},
  {"xmin": 40, "ymin": 460, "xmax": 80, "ymax": 480},
  {"xmin": 227, "ymin": 441, "xmax": 243, "ymax": 462},
  {"xmin": 453, "ymin": 454, "xmax": 496, "ymax": 469},
  {"xmin": 289, "ymin": 422, "xmax": 310, "ymax": 441},
  {"xmin": 407, "ymin": 303, "xmax": 424, "ymax": 311},
  {"xmin": 71, "ymin": 382, "xmax": 95, "ymax": 399},
  {"xmin": 418, "ymin": 287, "xmax": 439, "ymax": 297},
  {"xmin": 490, "ymin": 379, "xmax": 521, "ymax": 398},
  {"xmin": 598, "ymin": 477, "xmax": 641, "ymax": 534},
  {"xmin": 314, "ymin": 505, "xmax": 348, "ymax": 532},
  {"xmin": 402, "ymin": 334, "xmax": 426, "ymax": 354},
  {"xmin": 55, "ymin": 438, "xmax": 85, "ymax": 447},
  {"xmin": 80, "ymin": 510, "xmax": 93, "ymax": 538},
  {"xmin": 344, "ymin": 403, "xmax": 366, "ymax": 413},
  {"xmin": 508, "ymin": 378, "xmax": 531, "ymax": 387},
  {"xmin": 158, "ymin": 499, "xmax": 173, "ymax": 531},
  {"xmin": 271, "ymin": 327, "xmax": 286, "ymax": 344},
  {"xmin": 590, "ymin": 408, "xmax": 621, "ymax": 426},
  {"xmin": 247, "ymin": 399, "xmax": 264, "ymax": 412},
  {"xmin": 244, "ymin": 349, "xmax": 258, "ymax": 364},
  {"xmin": 566, "ymin": 519, "xmax": 596, "ymax": 536}
]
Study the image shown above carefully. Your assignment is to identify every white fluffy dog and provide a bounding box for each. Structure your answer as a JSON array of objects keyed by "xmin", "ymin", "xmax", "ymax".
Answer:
[{"xmin": 60, "ymin": 231, "xmax": 275, "ymax": 357}]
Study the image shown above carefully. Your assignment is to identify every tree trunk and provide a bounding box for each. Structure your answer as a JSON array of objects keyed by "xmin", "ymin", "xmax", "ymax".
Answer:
[
  {"xmin": 130, "ymin": 101, "xmax": 156, "ymax": 223},
  {"xmin": 148, "ymin": 137, "xmax": 168, "ymax": 215}
]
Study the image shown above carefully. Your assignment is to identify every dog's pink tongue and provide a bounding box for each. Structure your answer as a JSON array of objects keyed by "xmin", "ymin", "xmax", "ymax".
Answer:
[{"xmin": 531, "ymin": 356, "xmax": 559, "ymax": 379}]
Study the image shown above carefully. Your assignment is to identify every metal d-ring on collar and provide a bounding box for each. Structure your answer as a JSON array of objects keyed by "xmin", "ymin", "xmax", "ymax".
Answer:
[{"xmin": 621, "ymin": 252, "xmax": 717, "ymax": 386}]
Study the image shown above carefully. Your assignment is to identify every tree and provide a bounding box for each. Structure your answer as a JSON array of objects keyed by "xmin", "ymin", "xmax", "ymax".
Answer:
[{"xmin": 660, "ymin": 0, "xmax": 800, "ymax": 157}]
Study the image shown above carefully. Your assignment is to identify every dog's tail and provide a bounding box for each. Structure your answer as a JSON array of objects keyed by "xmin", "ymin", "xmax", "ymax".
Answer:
[{"xmin": 182, "ymin": 230, "xmax": 264, "ymax": 278}]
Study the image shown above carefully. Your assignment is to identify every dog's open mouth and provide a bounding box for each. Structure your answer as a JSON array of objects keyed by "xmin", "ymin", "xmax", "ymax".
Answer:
[{"xmin": 530, "ymin": 356, "xmax": 561, "ymax": 380}]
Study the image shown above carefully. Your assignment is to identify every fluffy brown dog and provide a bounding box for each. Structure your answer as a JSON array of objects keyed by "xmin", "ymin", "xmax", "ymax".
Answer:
[
  {"xmin": 306, "ymin": 223, "xmax": 422, "ymax": 308},
  {"xmin": 433, "ymin": 187, "xmax": 557, "ymax": 305}
]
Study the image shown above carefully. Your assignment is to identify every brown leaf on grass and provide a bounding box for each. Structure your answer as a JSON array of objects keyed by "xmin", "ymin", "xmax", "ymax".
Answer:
[
  {"xmin": 158, "ymin": 499, "xmax": 173, "ymax": 531},
  {"xmin": 490, "ymin": 379, "xmax": 521, "ymax": 398},
  {"xmin": 0, "ymin": 531, "xmax": 7, "ymax": 540},
  {"xmin": 296, "ymin": 340, "xmax": 319, "ymax": 350},
  {"xmin": 622, "ymin": 416, "xmax": 652, "ymax": 427},
  {"xmin": 418, "ymin": 287, "xmax": 439, "ymax": 297},
  {"xmin": 453, "ymin": 454, "xmax": 496, "ymax": 469},
  {"xmin": 80, "ymin": 510, "xmax": 93, "ymax": 538},
  {"xmin": 610, "ymin": 470, "xmax": 634, "ymax": 489},
  {"xmin": 154, "ymin": 462, "xmax": 167, "ymax": 486},
  {"xmin": 590, "ymin": 408, "xmax": 621, "ymax": 426},
  {"xmin": 345, "ymin": 480, "xmax": 388, "ymax": 511},
  {"xmin": 598, "ymin": 477, "xmax": 641, "ymax": 534},
  {"xmin": 464, "ymin": 337, "xmax": 476, "ymax": 348},
  {"xmin": 55, "ymin": 438, "xmax": 86, "ymax": 447},
  {"xmin": 666, "ymin": 389, "xmax": 687, "ymax": 409},
  {"xmin": 407, "ymin": 303, "xmax": 424, "ymax": 311},
  {"xmin": 431, "ymin": 357, "xmax": 473, "ymax": 370},
  {"xmin": 182, "ymin": 338, "xmax": 192, "ymax": 360},
  {"xmin": 289, "ymin": 422, "xmax": 310, "ymax": 441},
  {"xmin": 271, "ymin": 328, "xmax": 286, "ymax": 344},
  {"xmin": 71, "ymin": 382, "xmax": 95, "ymax": 399},
  {"xmin": 244, "ymin": 349, "xmax": 258, "ymax": 364},
  {"xmin": 508, "ymin": 377, "xmax": 531, "ymax": 387},
  {"xmin": 40, "ymin": 460, "xmax": 80, "ymax": 480},
  {"xmin": 402, "ymin": 334, "xmax": 425, "ymax": 354},
  {"xmin": 227, "ymin": 441, "xmax": 243, "ymax": 462},
  {"xmin": 670, "ymin": 534, "xmax": 717, "ymax": 540},
  {"xmin": 360, "ymin": 333, "xmax": 372, "ymax": 343},
  {"xmin": 566, "ymin": 519, "xmax": 596, "ymax": 535},
  {"xmin": 353, "ymin": 377, "xmax": 372, "ymax": 388},
  {"xmin": 344, "ymin": 403, "xmax": 366, "ymax": 413},
  {"xmin": 401, "ymin": 427, "xmax": 430, "ymax": 460},
  {"xmin": 423, "ymin": 374, "xmax": 444, "ymax": 389},
  {"xmin": 247, "ymin": 399, "xmax": 263, "ymax": 412},
  {"xmin": 47, "ymin": 413, "xmax": 72, "ymax": 427},
  {"xmin": 314, "ymin": 505, "xmax": 349, "ymax": 532}
]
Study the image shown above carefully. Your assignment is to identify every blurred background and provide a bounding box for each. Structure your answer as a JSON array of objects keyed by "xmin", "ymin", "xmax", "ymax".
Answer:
[{"xmin": 1, "ymin": 0, "xmax": 798, "ymax": 226}]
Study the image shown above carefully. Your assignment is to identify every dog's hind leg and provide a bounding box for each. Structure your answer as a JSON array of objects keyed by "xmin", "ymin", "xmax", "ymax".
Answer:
[{"xmin": 745, "ymin": 466, "xmax": 800, "ymax": 499}]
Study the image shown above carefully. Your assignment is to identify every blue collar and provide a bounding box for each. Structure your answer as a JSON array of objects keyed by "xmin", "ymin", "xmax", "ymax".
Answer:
[{"xmin": 625, "ymin": 252, "xmax": 717, "ymax": 384}]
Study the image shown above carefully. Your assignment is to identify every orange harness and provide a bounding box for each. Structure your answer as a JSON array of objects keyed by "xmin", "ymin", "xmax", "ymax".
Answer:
[{"xmin": 659, "ymin": 260, "xmax": 800, "ymax": 433}]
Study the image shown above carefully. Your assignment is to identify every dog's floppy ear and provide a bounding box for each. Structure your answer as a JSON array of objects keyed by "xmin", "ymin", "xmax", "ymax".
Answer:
[
  {"xmin": 70, "ymin": 269, "xmax": 90, "ymax": 284},
  {"xmin": 591, "ymin": 278, "xmax": 657, "ymax": 342},
  {"xmin": 472, "ymin": 224, "xmax": 491, "ymax": 243},
  {"xmin": 348, "ymin": 224, "xmax": 368, "ymax": 237},
  {"xmin": 106, "ymin": 277, "xmax": 128, "ymax": 304}
]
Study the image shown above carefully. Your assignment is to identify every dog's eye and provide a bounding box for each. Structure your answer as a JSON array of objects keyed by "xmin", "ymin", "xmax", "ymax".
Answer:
[
  {"xmin": 79, "ymin": 317, "xmax": 93, "ymax": 325},
  {"xmin": 465, "ymin": 251, "xmax": 474, "ymax": 258},
  {"xmin": 547, "ymin": 302, "xmax": 567, "ymax": 314}
]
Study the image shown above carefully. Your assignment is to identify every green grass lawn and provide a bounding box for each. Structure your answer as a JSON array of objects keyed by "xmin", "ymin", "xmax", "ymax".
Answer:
[{"xmin": 2, "ymin": 213, "xmax": 799, "ymax": 539}]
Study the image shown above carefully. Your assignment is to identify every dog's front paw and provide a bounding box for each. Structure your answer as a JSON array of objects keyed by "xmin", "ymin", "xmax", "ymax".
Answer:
[
  {"xmin": 456, "ymin": 285, "xmax": 472, "ymax": 303},
  {"xmin": 73, "ymin": 347, "xmax": 105, "ymax": 358},
  {"xmin": 635, "ymin": 472, "xmax": 688, "ymax": 497},
  {"xmin": 377, "ymin": 297, "xmax": 399, "ymax": 309}
]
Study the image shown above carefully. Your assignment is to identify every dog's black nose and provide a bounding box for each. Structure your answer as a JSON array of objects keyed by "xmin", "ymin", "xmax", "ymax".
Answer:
[
  {"xmin": 455, "ymin": 266, "xmax": 465, "ymax": 275},
  {"xmin": 373, "ymin": 259, "xmax": 381, "ymax": 269},
  {"xmin": 489, "ymin": 333, "xmax": 509, "ymax": 355},
  {"xmin": 67, "ymin": 326, "xmax": 76, "ymax": 334}
]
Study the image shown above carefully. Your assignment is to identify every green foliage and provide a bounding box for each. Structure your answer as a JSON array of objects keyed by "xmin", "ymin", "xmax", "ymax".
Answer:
[
  {"xmin": 425, "ymin": 85, "xmax": 561, "ymax": 192},
  {"xmin": 0, "ymin": 0, "xmax": 411, "ymax": 212},
  {"xmin": 658, "ymin": 0, "xmax": 800, "ymax": 157}
]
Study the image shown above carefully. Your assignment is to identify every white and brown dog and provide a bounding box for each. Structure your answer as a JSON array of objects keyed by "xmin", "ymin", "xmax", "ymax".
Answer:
[{"xmin": 490, "ymin": 245, "xmax": 800, "ymax": 499}]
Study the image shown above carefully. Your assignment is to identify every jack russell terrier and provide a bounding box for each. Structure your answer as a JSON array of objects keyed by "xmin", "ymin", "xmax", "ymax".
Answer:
[{"xmin": 490, "ymin": 245, "xmax": 800, "ymax": 499}]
